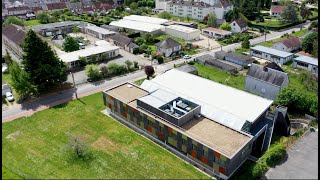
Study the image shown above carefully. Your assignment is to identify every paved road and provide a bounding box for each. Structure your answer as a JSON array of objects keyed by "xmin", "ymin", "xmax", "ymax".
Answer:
[
  {"xmin": 264, "ymin": 131, "xmax": 318, "ymax": 179},
  {"xmin": 2, "ymin": 22, "xmax": 311, "ymax": 122}
]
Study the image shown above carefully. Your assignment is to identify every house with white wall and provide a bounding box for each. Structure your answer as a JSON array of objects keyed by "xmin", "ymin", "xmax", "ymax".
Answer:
[
  {"xmin": 272, "ymin": 36, "xmax": 301, "ymax": 52},
  {"xmin": 270, "ymin": 5, "xmax": 285, "ymax": 17},
  {"xmin": 250, "ymin": 45, "xmax": 294, "ymax": 64},
  {"xmin": 231, "ymin": 18, "xmax": 248, "ymax": 33},
  {"xmin": 292, "ymin": 55, "xmax": 318, "ymax": 74},
  {"xmin": 155, "ymin": 38, "xmax": 181, "ymax": 57}
]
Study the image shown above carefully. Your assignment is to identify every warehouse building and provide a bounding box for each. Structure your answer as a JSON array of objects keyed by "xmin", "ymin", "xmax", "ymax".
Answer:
[
  {"xmin": 250, "ymin": 45, "xmax": 294, "ymax": 64},
  {"xmin": 123, "ymin": 14, "xmax": 169, "ymax": 25},
  {"xmin": 165, "ymin": 25, "xmax": 200, "ymax": 41},
  {"xmin": 109, "ymin": 19, "xmax": 165, "ymax": 34},
  {"xmin": 59, "ymin": 44, "xmax": 119, "ymax": 69},
  {"xmin": 102, "ymin": 69, "xmax": 287, "ymax": 179},
  {"xmin": 84, "ymin": 25, "xmax": 116, "ymax": 40}
]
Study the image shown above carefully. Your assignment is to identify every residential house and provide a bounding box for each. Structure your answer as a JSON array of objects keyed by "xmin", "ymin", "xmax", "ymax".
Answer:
[
  {"xmin": 215, "ymin": 50, "xmax": 254, "ymax": 67},
  {"xmin": 270, "ymin": 5, "xmax": 286, "ymax": 17},
  {"xmin": 272, "ymin": 36, "xmax": 301, "ymax": 52},
  {"xmin": 30, "ymin": 6, "xmax": 45, "ymax": 14},
  {"xmin": 107, "ymin": 34, "xmax": 139, "ymax": 53},
  {"xmin": 155, "ymin": 38, "xmax": 181, "ymax": 57},
  {"xmin": 212, "ymin": 0, "xmax": 233, "ymax": 20},
  {"xmin": 66, "ymin": 2, "xmax": 82, "ymax": 13},
  {"xmin": 46, "ymin": 2, "xmax": 67, "ymax": 11},
  {"xmin": 201, "ymin": 27, "xmax": 232, "ymax": 39},
  {"xmin": 230, "ymin": 18, "xmax": 248, "ymax": 33},
  {"xmin": 94, "ymin": 1, "xmax": 113, "ymax": 12},
  {"xmin": 292, "ymin": 55, "xmax": 318, "ymax": 74},
  {"xmin": 250, "ymin": 45, "xmax": 294, "ymax": 64},
  {"xmin": 2, "ymin": 24, "xmax": 27, "ymax": 58},
  {"xmin": 7, "ymin": 6, "xmax": 30, "ymax": 19},
  {"xmin": 23, "ymin": 0, "xmax": 46, "ymax": 7},
  {"xmin": 245, "ymin": 63, "xmax": 289, "ymax": 100},
  {"xmin": 2, "ymin": 83, "xmax": 12, "ymax": 97},
  {"xmin": 176, "ymin": 64, "xmax": 198, "ymax": 75}
]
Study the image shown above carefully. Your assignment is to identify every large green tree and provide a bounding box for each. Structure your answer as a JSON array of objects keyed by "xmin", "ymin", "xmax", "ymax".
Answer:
[
  {"xmin": 240, "ymin": 0, "xmax": 260, "ymax": 20},
  {"xmin": 37, "ymin": 12, "xmax": 50, "ymax": 24},
  {"xmin": 220, "ymin": 22, "xmax": 231, "ymax": 30},
  {"xmin": 9, "ymin": 61, "xmax": 37, "ymax": 98},
  {"xmin": 300, "ymin": 2, "xmax": 312, "ymax": 19},
  {"xmin": 312, "ymin": 39, "xmax": 318, "ymax": 57},
  {"xmin": 241, "ymin": 36, "xmax": 250, "ymax": 49},
  {"xmin": 302, "ymin": 32, "xmax": 318, "ymax": 53},
  {"xmin": 281, "ymin": 5, "xmax": 299, "ymax": 23},
  {"xmin": 3, "ymin": 16, "xmax": 25, "ymax": 26},
  {"xmin": 207, "ymin": 13, "xmax": 217, "ymax": 27},
  {"xmin": 63, "ymin": 36, "xmax": 80, "ymax": 52},
  {"xmin": 22, "ymin": 30, "xmax": 67, "ymax": 91},
  {"xmin": 158, "ymin": 11, "xmax": 172, "ymax": 19}
]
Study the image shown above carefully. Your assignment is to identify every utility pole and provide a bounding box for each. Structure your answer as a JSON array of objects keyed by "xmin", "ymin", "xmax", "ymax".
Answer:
[{"xmin": 70, "ymin": 71, "xmax": 78, "ymax": 99}]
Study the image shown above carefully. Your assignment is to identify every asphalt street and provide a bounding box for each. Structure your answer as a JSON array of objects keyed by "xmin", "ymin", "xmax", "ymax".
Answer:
[{"xmin": 2, "ymin": 22, "xmax": 311, "ymax": 122}]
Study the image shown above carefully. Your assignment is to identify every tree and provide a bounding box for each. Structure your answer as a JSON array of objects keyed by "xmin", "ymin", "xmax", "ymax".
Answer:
[
  {"xmin": 312, "ymin": 39, "xmax": 318, "ymax": 57},
  {"xmin": 157, "ymin": 56, "xmax": 164, "ymax": 64},
  {"xmin": 3, "ymin": 16, "xmax": 25, "ymax": 26},
  {"xmin": 302, "ymin": 32, "xmax": 318, "ymax": 53},
  {"xmin": 9, "ymin": 61, "xmax": 37, "ymax": 99},
  {"xmin": 51, "ymin": 10, "xmax": 61, "ymax": 19},
  {"xmin": 281, "ymin": 5, "xmax": 299, "ymax": 23},
  {"xmin": 135, "ymin": 37, "xmax": 145, "ymax": 46},
  {"xmin": 241, "ymin": 36, "xmax": 250, "ymax": 49},
  {"xmin": 3, "ymin": 50, "xmax": 13, "ymax": 64},
  {"xmin": 265, "ymin": 0, "xmax": 272, "ymax": 9},
  {"xmin": 124, "ymin": 60, "xmax": 133, "ymax": 71},
  {"xmin": 22, "ymin": 30, "xmax": 67, "ymax": 91},
  {"xmin": 100, "ymin": 66, "xmax": 109, "ymax": 78},
  {"xmin": 279, "ymin": 0, "xmax": 292, "ymax": 6},
  {"xmin": 240, "ymin": 0, "xmax": 260, "ymax": 20},
  {"xmin": 143, "ymin": 33, "xmax": 155, "ymax": 44},
  {"xmin": 79, "ymin": 56, "xmax": 87, "ymax": 67},
  {"xmin": 129, "ymin": 2, "xmax": 138, "ymax": 9},
  {"xmin": 63, "ymin": 36, "xmax": 80, "ymax": 52},
  {"xmin": 37, "ymin": 12, "xmax": 50, "ymax": 24},
  {"xmin": 124, "ymin": 0, "xmax": 133, "ymax": 6},
  {"xmin": 73, "ymin": 25, "xmax": 80, "ymax": 36},
  {"xmin": 232, "ymin": 7, "xmax": 240, "ymax": 21},
  {"xmin": 67, "ymin": 135, "xmax": 92, "ymax": 160},
  {"xmin": 300, "ymin": 2, "xmax": 312, "ymax": 19},
  {"xmin": 158, "ymin": 11, "xmax": 172, "ymax": 20},
  {"xmin": 107, "ymin": 63, "xmax": 128, "ymax": 75},
  {"xmin": 133, "ymin": 61, "xmax": 139, "ymax": 69},
  {"xmin": 220, "ymin": 22, "xmax": 231, "ymax": 31},
  {"xmin": 85, "ymin": 64, "xmax": 101, "ymax": 81},
  {"xmin": 144, "ymin": 65, "xmax": 155, "ymax": 79},
  {"xmin": 207, "ymin": 13, "xmax": 217, "ymax": 27}
]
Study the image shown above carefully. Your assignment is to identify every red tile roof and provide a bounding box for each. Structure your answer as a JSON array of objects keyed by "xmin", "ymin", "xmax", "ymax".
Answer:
[
  {"xmin": 271, "ymin": 5, "xmax": 286, "ymax": 13},
  {"xmin": 7, "ymin": 6, "xmax": 30, "ymax": 12},
  {"xmin": 46, "ymin": 2, "xmax": 67, "ymax": 10},
  {"xmin": 281, "ymin": 36, "xmax": 301, "ymax": 48},
  {"xmin": 296, "ymin": 51, "xmax": 312, "ymax": 57},
  {"xmin": 94, "ymin": 2, "xmax": 113, "ymax": 11}
]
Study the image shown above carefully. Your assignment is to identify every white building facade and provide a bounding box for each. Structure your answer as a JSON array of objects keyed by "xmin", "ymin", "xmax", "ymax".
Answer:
[{"xmin": 165, "ymin": 25, "xmax": 201, "ymax": 40}]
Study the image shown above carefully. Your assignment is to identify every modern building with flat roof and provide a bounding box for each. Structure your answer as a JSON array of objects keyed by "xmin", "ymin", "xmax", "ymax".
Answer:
[
  {"xmin": 250, "ymin": 45, "xmax": 294, "ymax": 64},
  {"xmin": 165, "ymin": 25, "xmax": 200, "ymax": 41},
  {"xmin": 59, "ymin": 44, "xmax": 119, "ymax": 69},
  {"xmin": 292, "ymin": 55, "xmax": 318, "ymax": 74},
  {"xmin": 31, "ymin": 21, "xmax": 87, "ymax": 36},
  {"xmin": 109, "ymin": 19, "xmax": 165, "ymax": 34},
  {"xmin": 102, "ymin": 69, "xmax": 286, "ymax": 179},
  {"xmin": 84, "ymin": 25, "xmax": 116, "ymax": 40},
  {"xmin": 123, "ymin": 14, "xmax": 169, "ymax": 25}
]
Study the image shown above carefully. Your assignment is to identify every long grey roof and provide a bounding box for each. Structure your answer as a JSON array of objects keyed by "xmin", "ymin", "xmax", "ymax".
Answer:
[
  {"xmin": 250, "ymin": 45, "xmax": 294, "ymax": 58},
  {"xmin": 215, "ymin": 51, "xmax": 253, "ymax": 63},
  {"xmin": 31, "ymin": 21, "xmax": 82, "ymax": 31},
  {"xmin": 246, "ymin": 63, "xmax": 288, "ymax": 86},
  {"xmin": 293, "ymin": 55, "xmax": 318, "ymax": 66},
  {"xmin": 176, "ymin": 64, "xmax": 198, "ymax": 73},
  {"xmin": 195, "ymin": 54, "xmax": 215, "ymax": 63}
]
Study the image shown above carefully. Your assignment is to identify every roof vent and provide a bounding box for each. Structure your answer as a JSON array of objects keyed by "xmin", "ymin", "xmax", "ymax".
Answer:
[{"xmin": 127, "ymin": 84, "xmax": 133, "ymax": 88}]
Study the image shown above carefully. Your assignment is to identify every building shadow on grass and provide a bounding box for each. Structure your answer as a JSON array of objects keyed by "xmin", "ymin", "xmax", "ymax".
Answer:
[{"xmin": 20, "ymin": 83, "xmax": 77, "ymax": 111}]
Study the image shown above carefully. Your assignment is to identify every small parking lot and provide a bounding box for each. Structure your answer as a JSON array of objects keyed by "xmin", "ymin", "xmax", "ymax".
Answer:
[{"xmin": 265, "ymin": 131, "xmax": 318, "ymax": 179}]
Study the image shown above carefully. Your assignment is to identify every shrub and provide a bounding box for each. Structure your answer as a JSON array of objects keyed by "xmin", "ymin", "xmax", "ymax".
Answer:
[
  {"xmin": 133, "ymin": 61, "xmax": 139, "ymax": 69},
  {"xmin": 261, "ymin": 143, "xmax": 286, "ymax": 167},
  {"xmin": 157, "ymin": 55, "xmax": 164, "ymax": 64},
  {"xmin": 100, "ymin": 66, "xmax": 109, "ymax": 78},
  {"xmin": 107, "ymin": 63, "xmax": 128, "ymax": 76},
  {"xmin": 79, "ymin": 56, "xmax": 87, "ymax": 67},
  {"xmin": 188, "ymin": 61, "xmax": 195, "ymax": 65},
  {"xmin": 85, "ymin": 64, "xmax": 102, "ymax": 81},
  {"xmin": 124, "ymin": 60, "xmax": 133, "ymax": 71}
]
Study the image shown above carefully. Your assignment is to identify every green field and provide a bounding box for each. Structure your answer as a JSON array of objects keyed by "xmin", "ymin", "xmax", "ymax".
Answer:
[
  {"xmin": 24, "ymin": 20, "xmax": 41, "ymax": 26},
  {"xmin": 193, "ymin": 63, "xmax": 246, "ymax": 90},
  {"xmin": 2, "ymin": 93, "xmax": 210, "ymax": 179}
]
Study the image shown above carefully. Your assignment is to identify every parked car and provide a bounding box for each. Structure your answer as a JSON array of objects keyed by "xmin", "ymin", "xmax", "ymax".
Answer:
[
  {"xmin": 183, "ymin": 55, "xmax": 191, "ymax": 59},
  {"xmin": 79, "ymin": 43, "xmax": 85, "ymax": 49},
  {"xmin": 5, "ymin": 91, "xmax": 14, "ymax": 102}
]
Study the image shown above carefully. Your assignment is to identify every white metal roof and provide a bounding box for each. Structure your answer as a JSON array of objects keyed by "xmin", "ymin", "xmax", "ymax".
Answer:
[
  {"xmin": 294, "ymin": 55, "xmax": 318, "ymax": 66},
  {"xmin": 140, "ymin": 69, "xmax": 273, "ymax": 131},
  {"xmin": 251, "ymin": 45, "xmax": 294, "ymax": 58},
  {"xmin": 58, "ymin": 45, "xmax": 119, "ymax": 63},
  {"xmin": 123, "ymin": 15, "xmax": 169, "ymax": 24},
  {"xmin": 86, "ymin": 25, "xmax": 116, "ymax": 35},
  {"xmin": 166, "ymin": 25, "xmax": 201, "ymax": 33},
  {"xmin": 139, "ymin": 94, "xmax": 166, "ymax": 108},
  {"xmin": 95, "ymin": 40, "xmax": 111, "ymax": 46},
  {"xmin": 110, "ymin": 19, "xmax": 164, "ymax": 33}
]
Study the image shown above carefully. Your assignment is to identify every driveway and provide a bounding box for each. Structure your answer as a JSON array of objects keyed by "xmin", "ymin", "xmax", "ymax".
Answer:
[
  {"xmin": 264, "ymin": 131, "xmax": 318, "ymax": 179},
  {"xmin": 191, "ymin": 34, "xmax": 221, "ymax": 50}
]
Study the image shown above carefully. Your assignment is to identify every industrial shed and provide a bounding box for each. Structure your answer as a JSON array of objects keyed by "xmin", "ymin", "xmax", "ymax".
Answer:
[
  {"xmin": 165, "ymin": 25, "xmax": 200, "ymax": 41},
  {"xmin": 109, "ymin": 19, "xmax": 165, "ymax": 34}
]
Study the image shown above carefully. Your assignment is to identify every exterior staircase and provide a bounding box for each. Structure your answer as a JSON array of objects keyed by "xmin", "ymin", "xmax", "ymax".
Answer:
[{"xmin": 261, "ymin": 112, "xmax": 275, "ymax": 153}]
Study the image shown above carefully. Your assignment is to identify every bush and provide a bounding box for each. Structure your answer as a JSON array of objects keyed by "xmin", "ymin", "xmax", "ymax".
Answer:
[
  {"xmin": 107, "ymin": 63, "xmax": 128, "ymax": 76},
  {"xmin": 261, "ymin": 143, "xmax": 286, "ymax": 167},
  {"xmin": 85, "ymin": 64, "xmax": 102, "ymax": 81},
  {"xmin": 100, "ymin": 66, "xmax": 109, "ymax": 78},
  {"xmin": 133, "ymin": 61, "xmax": 139, "ymax": 69},
  {"xmin": 157, "ymin": 56, "xmax": 164, "ymax": 64},
  {"xmin": 188, "ymin": 61, "xmax": 195, "ymax": 65},
  {"xmin": 79, "ymin": 57, "xmax": 87, "ymax": 67}
]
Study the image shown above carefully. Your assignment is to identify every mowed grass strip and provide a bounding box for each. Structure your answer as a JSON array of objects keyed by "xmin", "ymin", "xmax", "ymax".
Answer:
[
  {"xmin": 194, "ymin": 63, "xmax": 246, "ymax": 90},
  {"xmin": 2, "ymin": 93, "xmax": 210, "ymax": 179}
]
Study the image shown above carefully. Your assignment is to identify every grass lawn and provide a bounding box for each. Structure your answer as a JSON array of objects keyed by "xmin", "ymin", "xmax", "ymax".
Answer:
[
  {"xmin": 2, "ymin": 93, "xmax": 210, "ymax": 179},
  {"xmin": 133, "ymin": 78, "xmax": 147, "ymax": 86},
  {"xmin": 24, "ymin": 20, "xmax": 41, "ymax": 26},
  {"xmin": 2, "ymin": 166, "xmax": 23, "ymax": 179},
  {"xmin": 235, "ymin": 48, "xmax": 249, "ymax": 54},
  {"xmin": 193, "ymin": 63, "xmax": 246, "ymax": 90},
  {"xmin": 156, "ymin": 34, "xmax": 186, "ymax": 45},
  {"xmin": 251, "ymin": 19, "xmax": 292, "ymax": 28},
  {"xmin": 258, "ymin": 37, "xmax": 285, "ymax": 47}
]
